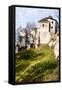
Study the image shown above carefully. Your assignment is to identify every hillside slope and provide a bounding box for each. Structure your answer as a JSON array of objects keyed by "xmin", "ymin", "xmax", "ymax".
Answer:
[{"xmin": 15, "ymin": 45, "xmax": 59, "ymax": 83}]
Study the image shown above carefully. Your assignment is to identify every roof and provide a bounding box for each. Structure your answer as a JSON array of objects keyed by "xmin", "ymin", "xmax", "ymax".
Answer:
[
  {"xmin": 38, "ymin": 16, "xmax": 58, "ymax": 23},
  {"xmin": 39, "ymin": 19, "xmax": 49, "ymax": 23}
]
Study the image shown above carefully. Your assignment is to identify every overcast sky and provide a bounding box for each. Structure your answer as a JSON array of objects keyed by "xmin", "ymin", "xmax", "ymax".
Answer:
[{"xmin": 16, "ymin": 7, "xmax": 59, "ymax": 30}]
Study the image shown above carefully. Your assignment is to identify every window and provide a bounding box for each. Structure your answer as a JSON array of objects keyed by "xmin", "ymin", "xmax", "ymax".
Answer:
[
  {"xmin": 52, "ymin": 21, "xmax": 53, "ymax": 24},
  {"xmin": 42, "ymin": 24, "xmax": 44, "ymax": 27},
  {"xmin": 51, "ymin": 26, "xmax": 53, "ymax": 29}
]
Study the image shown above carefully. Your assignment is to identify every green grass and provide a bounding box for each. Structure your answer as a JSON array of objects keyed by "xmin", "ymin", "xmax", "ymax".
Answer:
[{"xmin": 15, "ymin": 45, "xmax": 59, "ymax": 83}]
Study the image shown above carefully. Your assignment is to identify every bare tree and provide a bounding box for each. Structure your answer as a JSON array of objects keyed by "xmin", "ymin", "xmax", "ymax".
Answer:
[
  {"xmin": 24, "ymin": 28, "xmax": 29, "ymax": 48},
  {"xmin": 24, "ymin": 22, "xmax": 36, "ymax": 48}
]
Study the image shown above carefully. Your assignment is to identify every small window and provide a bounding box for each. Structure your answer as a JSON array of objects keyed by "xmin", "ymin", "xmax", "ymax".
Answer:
[
  {"xmin": 52, "ymin": 21, "xmax": 53, "ymax": 24},
  {"xmin": 42, "ymin": 24, "xmax": 44, "ymax": 27},
  {"xmin": 51, "ymin": 26, "xmax": 53, "ymax": 29}
]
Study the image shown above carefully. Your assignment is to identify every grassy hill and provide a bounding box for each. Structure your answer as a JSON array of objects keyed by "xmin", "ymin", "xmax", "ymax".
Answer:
[{"xmin": 15, "ymin": 45, "xmax": 59, "ymax": 83}]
